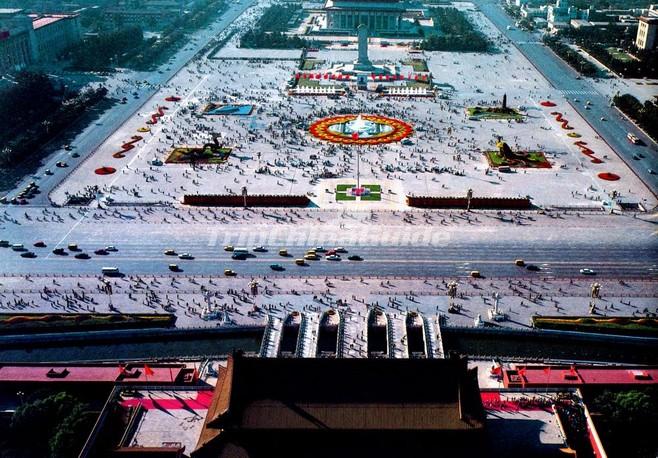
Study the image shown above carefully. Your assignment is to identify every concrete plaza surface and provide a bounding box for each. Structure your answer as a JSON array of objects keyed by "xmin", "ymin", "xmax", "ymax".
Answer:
[
  {"xmin": 0, "ymin": 273, "xmax": 655, "ymax": 331},
  {"xmin": 45, "ymin": 1, "xmax": 655, "ymax": 210}
]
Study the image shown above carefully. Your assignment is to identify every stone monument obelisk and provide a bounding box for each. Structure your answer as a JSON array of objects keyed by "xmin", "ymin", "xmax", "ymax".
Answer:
[{"xmin": 354, "ymin": 24, "xmax": 373, "ymax": 71}]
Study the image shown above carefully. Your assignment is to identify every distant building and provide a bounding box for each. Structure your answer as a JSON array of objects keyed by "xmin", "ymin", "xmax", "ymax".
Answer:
[
  {"xmin": 0, "ymin": 8, "xmax": 81, "ymax": 72},
  {"xmin": 0, "ymin": 8, "xmax": 35, "ymax": 72},
  {"xmin": 547, "ymin": 0, "xmax": 589, "ymax": 31},
  {"xmin": 29, "ymin": 13, "xmax": 82, "ymax": 62},
  {"xmin": 636, "ymin": 16, "xmax": 658, "ymax": 50},
  {"xmin": 322, "ymin": 0, "xmax": 426, "ymax": 35}
]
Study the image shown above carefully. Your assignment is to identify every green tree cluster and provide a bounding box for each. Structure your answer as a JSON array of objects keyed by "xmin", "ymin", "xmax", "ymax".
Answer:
[
  {"xmin": 591, "ymin": 388, "xmax": 658, "ymax": 458},
  {"xmin": 420, "ymin": 7, "xmax": 492, "ymax": 52},
  {"xmin": 240, "ymin": 5, "xmax": 309, "ymax": 49},
  {"xmin": 0, "ymin": 72, "xmax": 107, "ymax": 169},
  {"xmin": 6, "ymin": 392, "xmax": 96, "ymax": 458},
  {"xmin": 64, "ymin": 26, "xmax": 145, "ymax": 70},
  {"xmin": 543, "ymin": 37, "xmax": 598, "ymax": 76},
  {"xmin": 614, "ymin": 94, "xmax": 658, "ymax": 141}
]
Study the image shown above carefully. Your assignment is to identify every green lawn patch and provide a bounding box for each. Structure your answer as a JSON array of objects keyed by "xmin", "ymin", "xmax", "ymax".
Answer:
[
  {"xmin": 533, "ymin": 316, "xmax": 658, "ymax": 337},
  {"xmin": 467, "ymin": 106, "xmax": 523, "ymax": 120},
  {"xmin": 402, "ymin": 59, "xmax": 429, "ymax": 72},
  {"xmin": 301, "ymin": 58, "xmax": 324, "ymax": 70},
  {"xmin": 484, "ymin": 150, "xmax": 551, "ymax": 169},
  {"xmin": 335, "ymin": 184, "xmax": 381, "ymax": 202},
  {"xmin": 166, "ymin": 146, "xmax": 232, "ymax": 164},
  {"xmin": 606, "ymin": 47, "xmax": 633, "ymax": 63}
]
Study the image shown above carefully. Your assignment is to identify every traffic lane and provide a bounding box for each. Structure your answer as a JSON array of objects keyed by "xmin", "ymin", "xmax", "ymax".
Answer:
[
  {"xmin": 1, "ymin": 242, "xmax": 655, "ymax": 278},
  {"xmin": 0, "ymin": 255, "xmax": 653, "ymax": 278}
]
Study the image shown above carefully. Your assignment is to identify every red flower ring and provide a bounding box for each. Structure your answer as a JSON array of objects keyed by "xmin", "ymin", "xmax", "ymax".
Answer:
[
  {"xmin": 598, "ymin": 172, "xmax": 620, "ymax": 181},
  {"xmin": 95, "ymin": 166, "xmax": 116, "ymax": 175},
  {"xmin": 309, "ymin": 114, "xmax": 413, "ymax": 145}
]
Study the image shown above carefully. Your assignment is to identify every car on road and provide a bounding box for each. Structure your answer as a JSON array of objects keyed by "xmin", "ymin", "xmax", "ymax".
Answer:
[
  {"xmin": 11, "ymin": 243, "xmax": 25, "ymax": 251},
  {"xmin": 0, "ymin": 240, "xmax": 9, "ymax": 247},
  {"xmin": 74, "ymin": 253, "xmax": 90, "ymax": 259},
  {"xmin": 347, "ymin": 255, "xmax": 363, "ymax": 261},
  {"xmin": 105, "ymin": 246, "xmax": 118, "ymax": 252},
  {"xmin": 20, "ymin": 251, "xmax": 36, "ymax": 258},
  {"xmin": 295, "ymin": 259, "xmax": 306, "ymax": 266},
  {"xmin": 44, "ymin": 169, "xmax": 53, "ymax": 176},
  {"xmin": 232, "ymin": 253, "xmax": 248, "ymax": 260},
  {"xmin": 64, "ymin": 144, "xmax": 72, "ymax": 151},
  {"xmin": 169, "ymin": 264, "xmax": 180, "ymax": 272},
  {"xmin": 224, "ymin": 269, "xmax": 236, "ymax": 276},
  {"xmin": 470, "ymin": 270, "xmax": 481, "ymax": 278},
  {"xmin": 514, "ymin": 259, "xmax": 525, "ymax": 266},
  {"xmin": 580, "ymin": 268, "xmax": 596, "ymax": 275},
  {"xmin": 335, "ymin": 247, "xmax": 347, "ymax": 253},
  {"xmin": 304, "ymin": 254, "xmax": 319, "ymax": 261},
  {"xmin": 33, "ymin": 241, "xmax": 46, "ymax": 248},
  {"xmin": 326, "ymin": 254, "xmax": 341, "ymax": 261},
  {"xmin": 627, "ymin": 133, "xmax": 640, "ymax": 144},
  {"xmin": 252, "ymin": 246, "xmax": 267, "ymax": 252},
  {"xmin": 314, "ymin": 246, "xmax": 327, "ymax": 253},
  {"xmin": 223, "ymin": 245, "xmax": 234, "ymax": 251},
  {"xmin": 164, "ymin": 249, "xmax": 176, "ymax": 255},
  {"xmin": 68, "ymin": 243, "xmax": 79, "ymax": 251},
  {"xmin": 526, "ymin": 264, "xmax": 540, "ymax": 271},
  {"xmin": 269, "ymin": 263, "xmax": 285, "ymax": 271},
  {"xmin": 71, "ymin": 152, "xmax": 80, "ymax": 158},
  {"xmin": 178, "ymin": 253, "xmax": 194, "ymax": 260},
  {"xmin": 278, "ymin": 248, "xmax": 289, "ymax": 256},
  {"xmin": 94, "ymin": 249, "xmax": 109, "ymax": 255},
  {"xmin": 600, "ymin": 117, "xmax": 606, "ymax": 121},
  {"xmin": 52, "ymin": 248, "xmax": 65, "ymax": 255},
  {"xmin": 649, "ymin": 169, "xmax": 656, "ymax": 175},
  {"xmin": 56, "ymin": 161, "xmax": 68, "ymax": 167}
]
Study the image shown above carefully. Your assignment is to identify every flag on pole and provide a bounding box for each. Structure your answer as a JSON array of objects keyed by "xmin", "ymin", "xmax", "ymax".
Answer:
[
  {"xmin": 518, "ymin": 367, "xmax": 527, "ymax": 388},
  {"xmin": 144, "ymin": 364, "xmax": 155, "ymax": 376}
]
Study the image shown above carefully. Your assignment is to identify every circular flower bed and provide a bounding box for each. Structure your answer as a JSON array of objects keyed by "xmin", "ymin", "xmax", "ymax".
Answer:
[
  {"xmin": 95, "ymin": 166, "xmax": 116, "ymax": 175},
  {"xmin": 309, "ymin": 114, "xmax": 413, "ymax": 145},
  {"xmin": 598, "ymin": 172, "xmax": 620, "ymax": 181}
]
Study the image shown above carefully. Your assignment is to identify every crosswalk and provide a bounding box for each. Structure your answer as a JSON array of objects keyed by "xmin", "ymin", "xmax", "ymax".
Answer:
[{"xmin": 559, "ymin": 89, "xmax": 599, "ymax": 96}]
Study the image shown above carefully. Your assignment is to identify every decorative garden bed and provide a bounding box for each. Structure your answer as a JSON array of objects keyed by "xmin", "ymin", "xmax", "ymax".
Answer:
[
  {"xmin": 532, "ymin": 315, "xmax": 658, "ymax": 337},
  {"xmin": 0, "ymin": 313, "xmax": 176, "ymax": 335}
]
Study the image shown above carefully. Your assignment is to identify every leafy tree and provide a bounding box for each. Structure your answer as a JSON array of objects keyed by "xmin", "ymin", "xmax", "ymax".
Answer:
[
  {"xmin": 9, "ymin": 392, "xmax": 95, "ymax": 458},
  {"xmin": 420, "ymin": 8, "xmax": 492, "ymax": 52}
]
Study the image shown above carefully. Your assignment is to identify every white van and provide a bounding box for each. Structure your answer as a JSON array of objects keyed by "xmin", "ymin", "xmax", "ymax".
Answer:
[{"xmin": 102, "ymin": 267, "xmax": 120, "ymax": 275}]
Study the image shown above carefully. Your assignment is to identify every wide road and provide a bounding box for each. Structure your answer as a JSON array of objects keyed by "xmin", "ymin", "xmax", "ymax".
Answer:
[
  {"xmin": 1, "ymin": 214, "xmax": 655, "ymax": 278},
  {"xmin": 475, "ymin": 0, "xmax": 658, "ymax": 196},
  {"xmin": 2, "ymin": 0, "xmax": 256, "ymax": 204}
]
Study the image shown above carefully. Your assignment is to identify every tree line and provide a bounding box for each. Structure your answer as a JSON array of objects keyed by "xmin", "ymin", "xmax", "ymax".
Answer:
[{"xmin": 420, "ymin": 7, "xmax": 492, "ymax": 52}]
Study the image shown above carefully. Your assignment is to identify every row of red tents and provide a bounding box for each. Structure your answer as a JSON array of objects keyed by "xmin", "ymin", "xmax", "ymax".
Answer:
[{"xmin": 294, "ymin": 73, "xmax": 430, "ymax": 82}]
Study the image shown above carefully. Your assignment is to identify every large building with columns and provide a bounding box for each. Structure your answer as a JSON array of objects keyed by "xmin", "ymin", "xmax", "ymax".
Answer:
[{"xmin": 323, "ymin": 0, "xmax": 421, "ymax": 34}]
